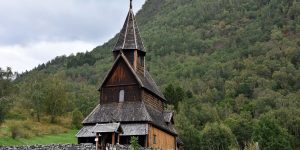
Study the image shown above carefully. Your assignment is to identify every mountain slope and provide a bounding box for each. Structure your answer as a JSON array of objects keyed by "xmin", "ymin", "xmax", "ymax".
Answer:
[{"xmin": 16, "ymin": 0, "xmax": 300, "ymax": 149}]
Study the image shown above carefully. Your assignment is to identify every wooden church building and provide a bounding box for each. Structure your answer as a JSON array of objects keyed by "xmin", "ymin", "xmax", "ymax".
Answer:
[{"xmin": 76, "ymin": 1, "xmax": 182, "ymax": 149}]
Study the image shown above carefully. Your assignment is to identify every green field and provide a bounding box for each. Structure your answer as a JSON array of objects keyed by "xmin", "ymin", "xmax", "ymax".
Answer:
[{"xmin": 0, "ymin": 130, "xmax": 78, "ymax": 146}]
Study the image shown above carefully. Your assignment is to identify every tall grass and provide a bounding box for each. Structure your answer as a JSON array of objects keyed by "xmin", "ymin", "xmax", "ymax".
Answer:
[
  {"xmin": 0, "ymin": 114, "xmax": 76, "ymax": 146},
  {"xmin": 0, "ymin": 130, "xmax": 77, "ymax": 146}
]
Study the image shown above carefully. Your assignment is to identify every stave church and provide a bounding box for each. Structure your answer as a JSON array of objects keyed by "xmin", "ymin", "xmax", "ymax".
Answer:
[{"xmin": 76, "ymin": 1, "xmax": 183, "ymax": 149}]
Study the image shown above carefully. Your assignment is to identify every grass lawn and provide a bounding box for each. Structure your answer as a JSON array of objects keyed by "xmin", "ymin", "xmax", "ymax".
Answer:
[{"xmin": 0, "ymin": 130, "xmax": 78, "ymax": 146}]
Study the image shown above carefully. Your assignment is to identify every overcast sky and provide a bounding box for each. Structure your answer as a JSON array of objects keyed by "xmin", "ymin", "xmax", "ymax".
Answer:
[{"xmin": 0, "ymin": 0, "xmax": 146, "ymax": 73}]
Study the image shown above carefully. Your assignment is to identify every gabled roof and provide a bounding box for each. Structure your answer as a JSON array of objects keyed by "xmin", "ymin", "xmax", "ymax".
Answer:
[
  {"xmin": 113, "ymin": 7, "xmax": 145, "ymax": 52},
  {"xmin": 76, "ymin": 123, "xmax": 123, "ymax": 138},
  {"xmin": 82, "ymin": 102, "xmax": 177, "ymax": 135},
  {"xmin": 91, "ymin": 123, "xmax": 123, "ymax": 133},
  {"xmin": 99, "ymin": 53, "xmax": 143, "ymax": 89},
  {"xmin": 99, "ymin": 53, "xmax": 166, "ymax": 101}
]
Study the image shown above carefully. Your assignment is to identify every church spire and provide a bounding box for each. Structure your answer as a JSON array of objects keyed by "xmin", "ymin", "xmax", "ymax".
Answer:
[
  {"xmin": 113, "ymin": 0, "xmax": 145, "ymax": 52},
  {"xmin": 130, "ymin": 0, "xmax": 133, "ymax": 9}
]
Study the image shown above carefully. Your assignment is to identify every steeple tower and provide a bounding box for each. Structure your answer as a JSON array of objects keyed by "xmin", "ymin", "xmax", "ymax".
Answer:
[{"xmin": 113, "ymin": 0, "xmax": 145, "ymax": 72}]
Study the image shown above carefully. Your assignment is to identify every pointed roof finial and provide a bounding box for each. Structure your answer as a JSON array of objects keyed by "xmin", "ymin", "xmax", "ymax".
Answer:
[{"xmin": 113, "ymin": 0, "xmax": 145, "ymax": 52}]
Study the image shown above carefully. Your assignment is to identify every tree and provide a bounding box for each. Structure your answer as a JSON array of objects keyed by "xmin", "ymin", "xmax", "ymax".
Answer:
[
  {"xmin": 225, "ymin": 114, "xmax": 253, "ymax": 149},
  {"xmin": 176, "ymin": 98, "xmax": 225, "ymax": 150},
  {"xmin": 175, "ymin": 100, "xmax": 201, "ymax": 150},
  {"xmin": 0, "ymin": 67, "xmax": 15, "ymax": 125},
  {"xmin": 269, "ymin": 25, "xmax": 285, "ymax": 53},
  {"xmin": 0, "ymin": 97, "xmax": 13, "ymax": 125},
  {"xmin": 43, "ymin": 74, "xmax": 69, "ymax": 123},
  {"xmin": 24, "ymin": 72, "xmax": 46, "ymax": 122},
  {"xmin": 272, "ymin": 71, "xmax": 290, "ymax": 89},
  {"xmin": 253, "ymin": 115, "xmax": 293, "ymax": 150},
  {"xmin": 0, "ymin": 67, "xmax": 14, "ymax": 97},
  {"xmin": 200, "ymin": 123, "xmax": 236, "ymax": 150},
  {"xmin": 265, "ymin": 108, "xmax": 300, "ymax": 146},
  {"xmin": 163, "ymin": 84, "xmax": 185, "ymax": 110}
]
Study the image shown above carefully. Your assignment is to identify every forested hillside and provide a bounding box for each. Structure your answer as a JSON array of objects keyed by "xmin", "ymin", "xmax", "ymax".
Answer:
[{"xmin": 2, "ymin": 0, "xmax": 300, "ymax": 149}]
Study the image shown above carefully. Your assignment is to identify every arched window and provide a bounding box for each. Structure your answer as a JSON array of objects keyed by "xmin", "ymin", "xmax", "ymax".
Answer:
[{"xmin": 119, "ymin": 90, "xmax": 124, "ymax": 103}]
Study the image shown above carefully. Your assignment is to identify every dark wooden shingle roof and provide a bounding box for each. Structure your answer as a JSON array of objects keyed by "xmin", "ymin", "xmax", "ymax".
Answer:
[
  {"xmin": 113, "ymin": 7, "xmax": 145, "ymax": 52},
  {"xmin": 163, "ymin": 111, "xmax": 173, "ymax": 123},
  {"xmin": 121, "ymin": 123, "xmax": 148, "ymax": 136},
  {"xmin": 91, "ymin": 123, "xmax": 122, "ymax": 133},
  {"xmin": 82, "ymin": 102, "xmax": 151, "ymax": 124},
  {"xmin": 82, "ymin": 102, "xmax": 177, "ymax": 135},
  {"xmin": 76, "ymin": 126, "xmax": 95, "ymax": 137}
]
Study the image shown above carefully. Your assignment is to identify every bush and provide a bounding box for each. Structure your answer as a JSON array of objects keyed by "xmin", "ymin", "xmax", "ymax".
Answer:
[
  {"xmin": 130, "ymin": 136, "xmax": 141, "ymax": 150},
  {"xmin": 9, "ymin": 124, "xmax": 21, "ymax": 139},
  {"xmin": 72, "ymin": 109, "xmax": 83, "ymax": 129},
  {"xmin": 244, "ymin": 141, "xmax": 258, "ymax": 150}
]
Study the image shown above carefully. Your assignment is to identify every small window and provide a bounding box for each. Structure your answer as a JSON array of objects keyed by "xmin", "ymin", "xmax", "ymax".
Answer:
[
  {"xmin": 119, "ymin": 90, "xmax": 124, "ymax": 103},
  {"xmin": 153, "ymin": 134, "xmax": 157, "ymax": 144},
  {"xmin": 139, "ymin": 56, "xmax": 144, "ymax": 66}
]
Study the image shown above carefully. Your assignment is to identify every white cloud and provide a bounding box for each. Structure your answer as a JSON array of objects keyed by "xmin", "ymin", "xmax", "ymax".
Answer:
[
  {"xmin": 0, "ymin": 41, "xmax": 97, "ymax": 73},
  {"xmin": 0, "ymin": 0, "xmax": 146, "ymax": 73},
  {"xmin": 0, "ymin": 0, "xmax": 145, "ymax": 45}
]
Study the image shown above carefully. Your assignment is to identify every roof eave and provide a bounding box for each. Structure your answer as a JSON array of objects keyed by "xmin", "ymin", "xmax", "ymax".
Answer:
[
  {"xmin": 143, "ymin": 87, "xmax": 167, "ymax": 102},
  {"xmin": 113, "ymin": 48, "xmax": 146, "ymax": 52},
  {"xmin": 149, "ymin": 122, "xmax": 178, "ymax": 136}
]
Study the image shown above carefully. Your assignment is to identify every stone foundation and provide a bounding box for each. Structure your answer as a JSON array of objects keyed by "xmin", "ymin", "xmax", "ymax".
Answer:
[
  {"xmin": 0, "ymin": 143, "xmax": 95, "ymax": 150},
  {"xmin": 0, "ymin": 144, "xmax": 159, "ymax": 150}
]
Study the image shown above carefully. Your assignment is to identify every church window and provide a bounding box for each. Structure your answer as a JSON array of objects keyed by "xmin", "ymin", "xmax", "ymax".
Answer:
[
  {"xmin": 153, "ymin": 134, "xmax": 157, "ymax": 144},
  {"xmin": 139, "ymin": 56, "xmax": 144, "ymax": 66},
  {"xmin": 119, "ymin": 90, "xmax": 124, "ymax": 103}
]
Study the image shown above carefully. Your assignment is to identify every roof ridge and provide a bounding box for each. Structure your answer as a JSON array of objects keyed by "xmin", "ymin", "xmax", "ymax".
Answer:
[
  {"xmin": 132, "ymin": 10, "xmax": 138, "ymax": 49},
  {"xmin": 82, "ymin": 104, "xmax": 100, "ymax": 124},
  {"xmin": 122, "ymin": 11, "xmax": 130, "ymax": 49},
  {"xmin": 141, "ymin": 101, "xmax": 153, "ymax": 121},
  {"xmin": 133, "ymin": 12, "xmax": 146, "ymax": 51}
]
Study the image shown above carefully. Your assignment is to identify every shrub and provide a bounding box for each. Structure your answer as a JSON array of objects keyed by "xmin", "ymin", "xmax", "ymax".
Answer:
[
  {"xmin": 244, "ymin": 141, "xmax": 258, "ymax": 150},
  {"xmin": 72, "ymin": 109, "xmax": 83, "ymax": 129},
  {"xmin": 9, "ymin": 124, "xmax": 21, "ymax": 139},
  {"xmin": 130, "ymin": 136, "xmax": 141, "ymax": 150}
]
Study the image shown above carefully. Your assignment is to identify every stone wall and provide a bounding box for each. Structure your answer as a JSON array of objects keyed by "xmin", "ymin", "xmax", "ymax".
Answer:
[
  {"xmin": 0, "ymin": 144, "xmax": 160, "ymax": 150},
  {"xmin": 0, "ymin": 143, "xmax": 95, "ymax": 150}
]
